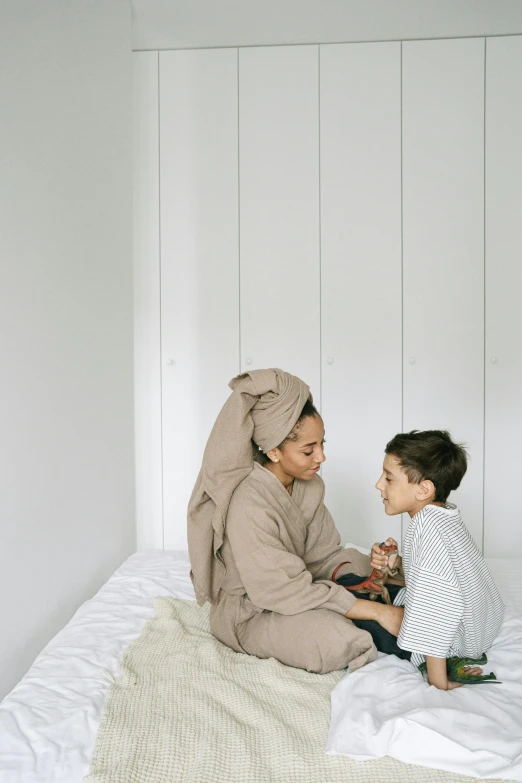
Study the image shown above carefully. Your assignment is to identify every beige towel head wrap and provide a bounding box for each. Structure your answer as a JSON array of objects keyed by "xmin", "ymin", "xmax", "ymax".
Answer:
[{"xmin": 187, "ymin": 368, "xmax": 311, "ymax": 605}]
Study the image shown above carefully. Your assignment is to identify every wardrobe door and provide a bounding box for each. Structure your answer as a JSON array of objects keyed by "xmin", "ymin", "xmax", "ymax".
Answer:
[
  {"xmin": 484, "ymin": 36, "xmax": 522, "ymax": 556},
  {"xmin": 402, "ymin": 39, "xmax": 485, "ymax": 546},
  {"xmin": 133, "ymin": 52, "xmax": 163, "ymax": 550},
  {"xmin": 239, "ymin": 46, "xmax": 321, "ymax": 399},
  {"xmin": 320, "ymin": 42, "xmax": 402, "ymax": 547},
  {"xmin": 160, "ymin": 49, "xmax": 239, "ymax": 550}
]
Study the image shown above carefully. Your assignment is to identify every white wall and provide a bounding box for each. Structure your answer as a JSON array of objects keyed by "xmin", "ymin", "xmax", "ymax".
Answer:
[
  {"xmin": 0, "ymin": 0, "xmax": 134, "ymax": 699},
  {"xmin": 134, "ymin": 36, "xmax": 522, "ymax": 556},
  {"xmin": 484, "ymin": 36, "xmax": 522, "ymax": 556},
  {"xmin": 132, "ymin": 0, "xmax": 522, "ymax": 50}
]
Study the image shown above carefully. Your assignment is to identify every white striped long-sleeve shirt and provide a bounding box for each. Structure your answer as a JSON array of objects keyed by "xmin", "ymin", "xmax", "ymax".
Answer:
[{"xmin": 393, "ymin": 503, "xmax": 504, "ymax": 668}]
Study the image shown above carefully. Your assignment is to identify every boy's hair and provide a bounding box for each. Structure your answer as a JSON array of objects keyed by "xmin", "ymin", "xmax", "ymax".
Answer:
[{"xmin": 385, "ymin": 430, "xmax": 468, "ymax": 503}]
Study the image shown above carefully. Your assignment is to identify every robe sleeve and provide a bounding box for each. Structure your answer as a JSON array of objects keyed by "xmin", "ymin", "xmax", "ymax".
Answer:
[{"xmin": 227, "ymin": 506, "xmax": 358, "ymax": 617}]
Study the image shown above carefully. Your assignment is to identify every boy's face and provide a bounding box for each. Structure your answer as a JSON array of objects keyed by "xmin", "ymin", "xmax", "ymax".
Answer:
[{"xmin": 375, "ymin": 453, "xmax": 428, "ymax": 518}]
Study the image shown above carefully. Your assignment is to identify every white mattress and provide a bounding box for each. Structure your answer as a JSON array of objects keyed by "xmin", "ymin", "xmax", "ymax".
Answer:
[
  {"xmin": 0, "ymin": 551, "xmax": 196, "ymax": 783},
  {"xmin": 0, "ymin": 550, "xmax": 520, "ymax": 783},
  {"xmin": 327, "ymin": 583, "xmax": 522, "ymax": 780}
]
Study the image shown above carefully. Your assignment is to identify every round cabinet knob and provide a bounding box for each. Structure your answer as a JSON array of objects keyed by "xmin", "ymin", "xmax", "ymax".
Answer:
[
  {"xmin": 245, "ymin": 357, "xmax": 252, "ymax": 366},
  {"xmin": 326, "ymin": 357, "xmax": 334, "ymax": 365},
  {"xmin": 166, "ymin": 358, "xmax": 175, "ymax": 366},
  {"xmin": 490, "ymin": 357, "xmax": 498, "ymax": 364},
  {"xmin": 408, "ymin": 357, "xmax": 416, "ymax": 365}
]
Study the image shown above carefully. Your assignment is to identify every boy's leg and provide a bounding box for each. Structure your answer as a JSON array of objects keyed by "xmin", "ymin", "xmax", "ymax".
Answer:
[{"xmin": 351, "ymin": 616, "xmax": 411, "ymax": 660}]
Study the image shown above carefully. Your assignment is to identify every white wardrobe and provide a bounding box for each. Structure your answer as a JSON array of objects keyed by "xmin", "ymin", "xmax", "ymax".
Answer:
[{"xmin": 134, "ymin": 36, "xmax": 522, "ymax": 557}]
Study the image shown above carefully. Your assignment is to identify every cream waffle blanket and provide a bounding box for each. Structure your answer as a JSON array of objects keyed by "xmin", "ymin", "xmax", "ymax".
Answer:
[{"xmin": 85, "ymin": 598, "xmax": 506, "ymax": 783}]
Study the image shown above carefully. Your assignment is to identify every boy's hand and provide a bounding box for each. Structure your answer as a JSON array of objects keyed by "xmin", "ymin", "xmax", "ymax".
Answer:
[
  {"xmin": 370, "ymin": 538, "xmax": 398, "ymax": 570},
  {"xmin": 445, "ymin": 664, "xmax": 484, "ymax": 689}
]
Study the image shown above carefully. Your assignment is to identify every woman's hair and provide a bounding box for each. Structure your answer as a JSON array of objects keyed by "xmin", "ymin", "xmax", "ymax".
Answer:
[
  {"xmin": 385, "ymin": 429, "xmax": 468, "ymax": 503},
  {"xmin": 254, "ymin": 398, "xmax": 319, "ymax": 464}
]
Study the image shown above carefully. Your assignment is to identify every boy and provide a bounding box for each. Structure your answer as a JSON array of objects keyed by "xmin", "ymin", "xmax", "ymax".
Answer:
[{"xmin": 375, "ymin": 430, "xmax": 504, "ymax": 690}]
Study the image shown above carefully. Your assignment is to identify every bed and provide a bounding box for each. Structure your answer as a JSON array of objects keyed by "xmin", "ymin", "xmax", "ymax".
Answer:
[{"xmin": 0, "ymin": 549, "xmax": 520, "ymax": 783}]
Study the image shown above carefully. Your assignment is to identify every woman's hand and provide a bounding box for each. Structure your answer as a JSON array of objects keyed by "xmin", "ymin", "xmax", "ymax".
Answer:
[
  {"xmin": 373, "ymin": 603, "xmax": 404, "ymax": 637},
  {"xmin": 346, "ymin": 601, "xmax": 404, "ymax": 637},
  {"xmin": 370, "ymin": 538, "xmax": 398, "ymax": 570}
]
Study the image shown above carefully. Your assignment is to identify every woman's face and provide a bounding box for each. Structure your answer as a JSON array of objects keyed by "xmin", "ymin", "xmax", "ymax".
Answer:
[{"xmin": 267, "ymin": 414, "xmax": 326, "ymax": 483}]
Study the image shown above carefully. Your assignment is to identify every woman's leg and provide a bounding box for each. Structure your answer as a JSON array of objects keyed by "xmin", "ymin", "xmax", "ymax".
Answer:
[{"xmin": 236, "ymin": 608, "xmax": 377, "ymax": 674}]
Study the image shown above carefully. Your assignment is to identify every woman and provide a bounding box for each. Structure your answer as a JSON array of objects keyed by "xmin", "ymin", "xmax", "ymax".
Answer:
[{"xmin": 188, "ymin": 368, "xmax": 404, "ymax": 674}]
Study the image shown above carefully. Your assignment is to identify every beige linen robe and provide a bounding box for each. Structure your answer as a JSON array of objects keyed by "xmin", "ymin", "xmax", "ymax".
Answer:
[{"xmin": 210, "ymin": 463, "xmax": 378, "ymax": 673}]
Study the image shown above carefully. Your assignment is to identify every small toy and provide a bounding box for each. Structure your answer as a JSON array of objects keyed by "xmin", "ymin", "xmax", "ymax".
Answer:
[
  {"xmin": 332, "ymin": 543, "xmax": 404, "ymax": 605},
  {"xmin": 419, "ymin": 653, "xmax": 501, "ymax": 684}
]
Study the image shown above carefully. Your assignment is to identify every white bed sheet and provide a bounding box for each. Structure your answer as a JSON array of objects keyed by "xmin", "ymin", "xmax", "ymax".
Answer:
[
  {"xmin": 0, "ymin": 551, "xmax": 195, "ymax": 783},
  {"xmin": 0, "ymin": 551, "xmax": 519, "ymax": 783},
  {"xmin": 327, "ymin": 557, "xmax": 522, "ymax": 781}
]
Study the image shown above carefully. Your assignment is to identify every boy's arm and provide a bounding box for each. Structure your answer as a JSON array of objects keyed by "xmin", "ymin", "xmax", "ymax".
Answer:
[
  {"xmin": 398, "ymin": 567, "xmax": 464, "ymax": 672},
  {"xmin": 426, "ymin": 656, "xmax": 462, "ymax": 690}
]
